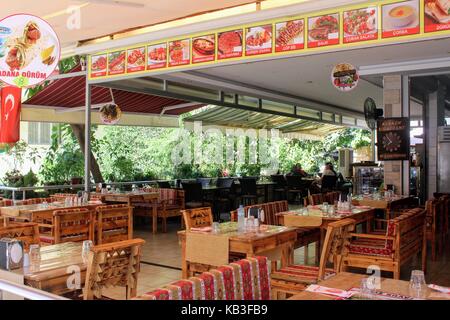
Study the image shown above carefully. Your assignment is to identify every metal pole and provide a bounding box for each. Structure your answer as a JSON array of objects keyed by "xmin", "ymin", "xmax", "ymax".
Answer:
[
  {"xmin": 371, "ymin": 129, "xmax": 376, "ymax": 162},
  {"xmin": 84, "ymin": 82, "xmax": 91, "ymax": 194}
]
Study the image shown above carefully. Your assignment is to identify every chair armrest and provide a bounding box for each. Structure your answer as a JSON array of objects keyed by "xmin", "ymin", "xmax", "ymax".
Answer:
[
  {"xmin": 350, "ymin": 233, "xmax": 395, "ymax": 241},
  {"xmin": 38, "ymin": 223, "xmax": 54, "ymax": 229}
]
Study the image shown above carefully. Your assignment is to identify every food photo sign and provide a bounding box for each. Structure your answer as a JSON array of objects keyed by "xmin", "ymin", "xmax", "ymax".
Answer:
[
  {"xmin": 377, "ymin": 117, "xmax": 410, "ymax": 161},
  {"xmin": 331, "ymin": 63, "xmax": 359, "ymax": 92},
  {"xmin": 0, "ymin": 14, "xmax": 60, "ymax": 88},
  {"xmin": 88, "ymin": 0, "xmax": 450, "ymax": 81}
]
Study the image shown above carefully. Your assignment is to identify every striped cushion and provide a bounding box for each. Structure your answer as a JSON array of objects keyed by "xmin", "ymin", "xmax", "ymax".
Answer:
[
  {"xmin": 271, "ymin": 265, "xmax": 335, "ymax": 284},
  {"xmin": 348, "ymin": 238, "xmax": 393, "ymax": 258},
  {"xmin": 138, "ymin": 288, "xmax": 172, "ymax": 300}
]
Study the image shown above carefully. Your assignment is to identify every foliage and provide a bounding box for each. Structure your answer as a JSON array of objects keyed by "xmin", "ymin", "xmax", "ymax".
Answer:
[{"xmin": 4, "ymin": 140, "xmax": 41, "ymax": 170}]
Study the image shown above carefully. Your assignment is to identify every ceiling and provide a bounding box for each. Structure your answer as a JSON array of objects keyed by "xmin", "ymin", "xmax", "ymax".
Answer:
[
  {"xmin": 164, "ymin": 37, "xmax": 450, "ymax": 116},
  {"xmin": 0, "ymin": 0, "xmax": 259, "ymax": 48}
]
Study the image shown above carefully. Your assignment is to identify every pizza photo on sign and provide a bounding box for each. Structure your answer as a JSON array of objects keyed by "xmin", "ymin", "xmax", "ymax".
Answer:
[
  {"xmin": 331, "ymin": 63, "xmax": 359, "ymax": 92},
  {"xmin": 0, "ymin": 14, "xmax": 60, "ymax": 87},
  {"xmin": 91, "ymin": 54, "xmax": 107, "ymax": 77},
  {"xmin": 382, "ymin": 0, "xmax": 420, "ymax": 38},
  {"xmin": 245, "ymin": 25, "xmax": 273, "ymax": 56},
  {"xmin": 108, "ymin": 50, "xmax": 126, "ymax": 75},
  {"xmin": 343, "ymin": 7, "xmax": 378, "ymax": 43},
  {"xmin": 217, "ymin": 29, "xmax": 243, "ymax": 60},
  {"xmin": 308, "ymin": 14, "xmax": 340, "ymax": 48},
  {"xmin": 192, "ymin": 34, "xmax": 215, "ymax": 64},
  {"xmin": 168, "ymin": 39, "xmax": 190, "ymax": 67},
  {"xmin": 147, "ymin": 43, "xmax": 167, "ymax": 70},
  {"xmin": 275, "ymin": 19, "xmax": 304, "ymax": 52},
  {"xmin": 425, "ymin": 0, "xmax": 450, "ymax": 32},
  {"xmin": 126, "ymin": 47, "xmax": 145, "ymax": 73}
]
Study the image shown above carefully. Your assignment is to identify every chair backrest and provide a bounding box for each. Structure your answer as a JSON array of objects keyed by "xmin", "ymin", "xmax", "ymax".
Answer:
[
  {"xmin": 53, "ymin": 208, "xmax": 94, "ymax": 244},
  {"xmin": 0, "ymin": 222, "xmax": 40, "ymax": 251},
  {"xmin": 217, "ymin": 177, "xmax": 234, "ymax": 189},
  {"xmin": 286, "ymin": 175, "xmax": 303, "ymax": 188},
  {"xmin": 0, "ymin": 199, "xmax": 14, "ymax": 207},
  {"xmin": 83, "ymin": 238, "xmax": 145, "ymax": 300},
  {"xmin": 324, "ymin": 192, "xmax": 340, "ymax": 204},
  {"xmin": 95, "ymin": 204, "xmax": 133, "ymax": 245},
  {"xmin": 196, "ymin": 178, "xmax": 212, "ymax": 187},
  {"xmin": 318, "ymin": 218, "xmax": 355, "ymax": 279},
  {"xmin": 157, "ymin": 181, "xmax": 172, "ymax": 188},
  {"xmin": 182, "ymin": 207, "xmax": 213, "ymax": 230},
  {"xmin": 230, "ymin": 200, "xmax": 288, "ymax": 225},
  {"xmin": 239, "ymin": 178, "xmax": 257, "ymax": 195},
  {"xmin": 308, "ymin": 193, "xmax": 324, "ymax": 206},
  {"xmin": 271, "ymin": 175, "xmax": 287, "ymax": 188},
  {"xmin": 182, "ymin": 182, "xmax": 203, "ymax": 202},
  {"xmin": 391, "ymin": 208, "xmax": 426, "ymax": 259}
]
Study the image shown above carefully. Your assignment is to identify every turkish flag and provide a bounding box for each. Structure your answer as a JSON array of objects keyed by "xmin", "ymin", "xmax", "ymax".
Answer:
[{"xmin": 0, "ymin": 86, "xmax": 22, "ymax": 144}]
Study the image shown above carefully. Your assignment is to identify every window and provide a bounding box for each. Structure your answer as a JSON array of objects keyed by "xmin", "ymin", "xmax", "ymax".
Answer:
[{"xmin": 28, "ymin": 122, "xmax": 52, "ymax": 145}]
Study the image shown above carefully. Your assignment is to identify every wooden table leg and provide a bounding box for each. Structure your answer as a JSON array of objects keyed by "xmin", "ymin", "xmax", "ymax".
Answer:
[
  {"xmin": 280, "ymin": 242, "xmax": 294, "ymax": 268},
  {"xmin": 181, "ymin": 237, "xmax": 188, "ymax": 279},
  {"xmin": 152, "ymin": 200, "xmax": 157, "ymax": 234}
]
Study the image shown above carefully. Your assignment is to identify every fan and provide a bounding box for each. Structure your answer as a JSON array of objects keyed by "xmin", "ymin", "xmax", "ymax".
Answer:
[{"xmin": 364, "ymin": 97, "xmax": 383, "ymax": 130}]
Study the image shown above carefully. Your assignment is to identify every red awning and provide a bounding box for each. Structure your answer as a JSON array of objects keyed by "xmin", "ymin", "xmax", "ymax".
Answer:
[{"xmin": 24, "ymin": 66, "xmax": 202, "ymax": 116}]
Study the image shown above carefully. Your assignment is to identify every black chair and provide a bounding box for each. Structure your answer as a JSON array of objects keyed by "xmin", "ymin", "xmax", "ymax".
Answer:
[
  {"xmin": 214, "ymin": 178, "xmax": 235, "ymax": 221},
  {"xmin": 182, "ymin": 182, "xmax": 211, "ymax": 210},
  {"xmin": 238, "ymin": 178, "xmax": 258, "ymax": 206},
  {"xmin": 157, "ymin": 181, "xmax": 172, "ymax": 189},
  {"xmin": 271, "ymin": 175, "xmax": 287, "ymax": 200},
  {"xmin": 196, "ymin": 178, "xmax": 212, "ymax": 187},
  {"xmin": 321, "ymin": 175, "xmax": 338, "ymax": 193},
  {"xmin": 286, "ymin": 175, "xmax": 304, "ymax": 204}
]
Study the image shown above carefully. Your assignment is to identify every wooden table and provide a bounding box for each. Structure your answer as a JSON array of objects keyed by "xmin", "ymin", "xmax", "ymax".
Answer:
[
  {"xmin": 23, "ymin": 242, "xmax": 86, "ymax": 295},
  {"xmin": 289, "ymin": 272, "xmax": 450, "ymax": 300},
  {"xmin": 93, "ymin": 192, "xmax": 159, "ymax": 233},
  {"xmin": 352, "ymin": 195, "xmax": 415, "ymax": 217},
  {"xmin": 178, "ymin": 222, "xmax": 297, "ymax": 279},
  {"xmin": 0, "ymin": 202, "xmax": 102, "ymax": 224}
]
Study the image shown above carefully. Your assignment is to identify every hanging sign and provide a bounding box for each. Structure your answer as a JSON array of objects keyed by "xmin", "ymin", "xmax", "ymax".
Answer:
[
  {"xmin": 0, "ymin": 86, "xmax": 22, "ymax": 144},
  {"xmin": 100, "ymin": 103, "xmax": 122, "ymax": 125},
  {"xmin": 331, "ymin": 63, "xmax": 359, "ymax": 92},
  {"xmin": 0, "ymin": 14, "xmax": 60, "ymax": 88},
  {"xmin": 377, "ymin": 117, "xmax": 410, "ymax": 161}
]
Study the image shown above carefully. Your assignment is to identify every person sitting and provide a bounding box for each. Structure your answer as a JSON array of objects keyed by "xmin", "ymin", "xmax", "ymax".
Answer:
[
  {"xmin": 321, "ymin": 162, "xmax": 338, "ymax": 192},
  {"xmin": 322, "ymin": 162, "xmax": 337, "ymax": 177},
  {"xmin": 289, "ymin": 163, "xmax": 308, "ymax": 177}
]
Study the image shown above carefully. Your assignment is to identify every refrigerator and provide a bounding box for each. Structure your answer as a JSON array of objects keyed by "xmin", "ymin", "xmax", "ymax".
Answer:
[
  {"xmin": 351, "ymin": 162, "xmax": 384, "ymax": 195},
  {"xmin": 438, "ymin": 127, "xmax": 450, "ymax": 193}
]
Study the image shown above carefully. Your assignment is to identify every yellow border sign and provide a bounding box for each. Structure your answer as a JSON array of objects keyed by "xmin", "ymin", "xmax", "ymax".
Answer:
[{"xmin": 88, "ymin": 0, "xmax": 450, "ymax": 81}]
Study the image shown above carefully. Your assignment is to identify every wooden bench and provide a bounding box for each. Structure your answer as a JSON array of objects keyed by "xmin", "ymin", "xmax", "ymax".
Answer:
[{"xmin": 342, "ymin": 208, "xmax": 427, "ymax": 279}]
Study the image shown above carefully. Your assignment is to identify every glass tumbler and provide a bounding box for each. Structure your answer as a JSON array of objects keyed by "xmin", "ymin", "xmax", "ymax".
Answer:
[{"xmin": 409, "ymin": 270, "xmax": 427, "ymax": 299}]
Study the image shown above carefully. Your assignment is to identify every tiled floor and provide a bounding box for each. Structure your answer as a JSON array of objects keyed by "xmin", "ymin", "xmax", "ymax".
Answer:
[{"xmin": 103, "ymin": 217, "xmax": 450, "ymax": 299}]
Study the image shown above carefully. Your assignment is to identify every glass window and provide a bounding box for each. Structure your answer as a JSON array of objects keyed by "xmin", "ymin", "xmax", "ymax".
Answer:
[{"xmin": 28, "ymin": 122, "xmax": 52, "ymax": 145}]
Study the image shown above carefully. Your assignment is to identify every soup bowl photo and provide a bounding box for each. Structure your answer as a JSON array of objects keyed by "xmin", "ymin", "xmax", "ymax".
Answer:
[{"xmin": 388, "ymin": 5, "xmax": 416, "ymax": 28}]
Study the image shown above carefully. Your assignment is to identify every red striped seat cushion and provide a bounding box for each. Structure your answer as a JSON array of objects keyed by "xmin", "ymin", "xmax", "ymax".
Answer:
[
  {"xmin": 271, "ymin": 265, "xmax": 335, "ymax": 284},
  {"xmin": 348, "ymin": 238, "xmax": 393, "ymax": 258}
]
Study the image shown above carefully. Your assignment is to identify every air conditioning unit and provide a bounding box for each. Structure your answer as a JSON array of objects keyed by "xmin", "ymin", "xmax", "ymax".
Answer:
[{"xmin": 339, "ymin": 148, "xmax": 354, "ymax": 178}]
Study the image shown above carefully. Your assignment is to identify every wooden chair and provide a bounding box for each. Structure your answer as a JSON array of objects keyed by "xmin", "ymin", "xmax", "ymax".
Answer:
[
  {"xmin": 181, "ymin": 207, "xmax": 213, "ymax": 230},
  {"xmin": 39, "ymin": 208, "xmax": 94, "ymax": 245},
  {"xmin": 342, "ymin": 208, "xmax": 427, "ymax": 279},
  {"xmin": 271, "ymin": 218, "xmax": 355, "ymax": 299},
  {"xmin": 83, "ymin": 238, "xmax": 145, "ymax": 300},
  {"xmin": 307, "ymin": 193, "xmax": 324, "ymax": 206},
  {"xmin": 324, "ymin": 191, "xmax": 340, "ymax": 204},
  {"xmin": 425, "ymin": 199, "xmax": 445, "ymax": 261},
  {"xmin": 0, "ymin": 199, "xmax": 14, "ymax": 207},
  {"xmin": 95, "ymin": 204, "xmax": 133, "ymax": 245},
  {"xmin": 0, "ymin": 222, "xmax": 40, "ymax": 251}
]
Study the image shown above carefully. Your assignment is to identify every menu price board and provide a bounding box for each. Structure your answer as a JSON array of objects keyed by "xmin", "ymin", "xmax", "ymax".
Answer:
[
  {"xmin": 218, "ymin": 29, "xmax": 243, "ymax": 60},
  {"xmin": 245, "ymin": 25, "xmax": 273, "ymax": 56},
  {"xmin": 343, "ymin": 7, "xmax": 378, "ymax": 43},
  {"xmin": 382, "ymin": 0, "xmax": 420, "ymax": 38},
  {"xmin": 91, "ymin": 54, "xmax": 107, "ymax": 78},
  {"xmin": 377, "ymin": 117, "xmax": 410, "ymax": 161},
  {"xmin": 424, "ymin": 0, "xmax": 450, "ymax": 32},
  {"xmin": 275, "ymin": 19, "xmax": 305, "ymax": 52},
  {"xmin": 126, "ymin": 47, "xmax": 145, "ymax": 73},
  {"xmin": 108, "ymin": 50, "xmax": 125, "ymax": 75},
  {"xmin": 168, "ymin": 39, "xmax": 190, "ymax": 67},
  {"xmin": 192, "ymin": 34, "xmax": 215, "ymax": 64},
  {"xmin": 308, "ymin": 14, "xmax": 340, "ymax": 48},
  {"xmin": 147, "ymin": 43, "xmax": 167, "ymax": 70}
]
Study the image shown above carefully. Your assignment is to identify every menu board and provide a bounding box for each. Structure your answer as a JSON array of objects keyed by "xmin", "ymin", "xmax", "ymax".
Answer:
[
  {"xmin": 343, "ymin": 7, "xmax": 378, "ymax": 43},
  {"xmin": 217, "ymin": 29, "xmax": 243, "ymax": 60},
  {"xmin": 245, "ymin": 25, "xmax": 273, "ymax": 56},
  {"xmin": 108, "ymin": 50, "xmax": 126, "ymax": 75},
  {"xmin": 382, "ymin": 0, "xmax": 420, "ymax": 38},
  {"xmin": 308, "ymin": 14, "xmax": 340, "ymax": 48},
  {"xmin": 377, "ymin": 117, "xmax": 410, "ymax": 161},
  {"xmin": 275, "ymin": 19, "xmax": 305, "ymax": 52},
  {"xmin": 91, "ymin": 54, "xmax": 107, "ymax": 78},
  {"xmin": 192, "ymin": 34, "xmax": 215, "ymax": 64},
  {"xmin": 168, "ymin": 39, "xmax": 190, "ymax": 67},
  {"xmin": 126, "ymin": 47, "xmax": 145, "ymax": 73},
  {"xmin": 147, "ymin": 43, "xmax": 167, "ymax": 70},
  {"xmin": 88, "ymin": 0, "xmax": 450, "ymax": 81},
  {"xmin": 424, "ymin": 0, "xmax": 450, "ymax": 32}
]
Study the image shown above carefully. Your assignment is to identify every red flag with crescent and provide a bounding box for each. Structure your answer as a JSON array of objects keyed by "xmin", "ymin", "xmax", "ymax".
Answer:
[{"xmin": 0, "ymin": 86, "xmax": 22, "ymax": 144}]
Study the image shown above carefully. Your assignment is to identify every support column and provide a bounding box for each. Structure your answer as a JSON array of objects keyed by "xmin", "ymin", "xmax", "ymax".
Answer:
[
  {"xmin": 84, "ymin": 83, "xmax": 91, "ymax": 194},
  {"xmin": 382, "ymin": 75, "xmax": 410, "ymax": 195}
]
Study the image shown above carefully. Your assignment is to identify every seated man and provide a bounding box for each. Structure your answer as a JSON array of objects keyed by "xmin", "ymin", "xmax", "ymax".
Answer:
[{"xmin": 290, "ymin": 163, "xmax": 308, "ymax": 177}]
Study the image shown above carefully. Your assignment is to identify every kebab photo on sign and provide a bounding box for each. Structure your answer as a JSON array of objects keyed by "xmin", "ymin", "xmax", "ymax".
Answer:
[
  {"xmin": 331, "ymin": 63, "xmax": 359, "ymax": 92},
  {"xmin": 99, "ymin": 89, "xmax": 122, "ymax": 125}
]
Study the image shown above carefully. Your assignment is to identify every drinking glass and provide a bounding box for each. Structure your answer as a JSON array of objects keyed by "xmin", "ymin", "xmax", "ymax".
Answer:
[
  {"xmin": 360, "ymin": 278, "xmax": 374, "ymax": 299},
  {"xmin": 212, "ymin": 222, "xmax": 220, "ymax": 234},
  {"xmin": 409, "ymin": 270, "xmax": 427, "ymax": 299},
  {"xmin": 82, "ymin": 240, "xmax": 93, "ymax": 260},
  {"xmin": 321, "ymin": 202, "xmax": 329, "ymax": 212},
  {"xmin": 29, "ymin": 244, "xmax": 41, "ymax": 265}
]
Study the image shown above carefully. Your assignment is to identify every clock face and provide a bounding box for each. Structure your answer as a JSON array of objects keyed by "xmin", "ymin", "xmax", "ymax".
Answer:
[{"xmin": 382, "ymin": 132, "xmax": 402, "ymax": 152}]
